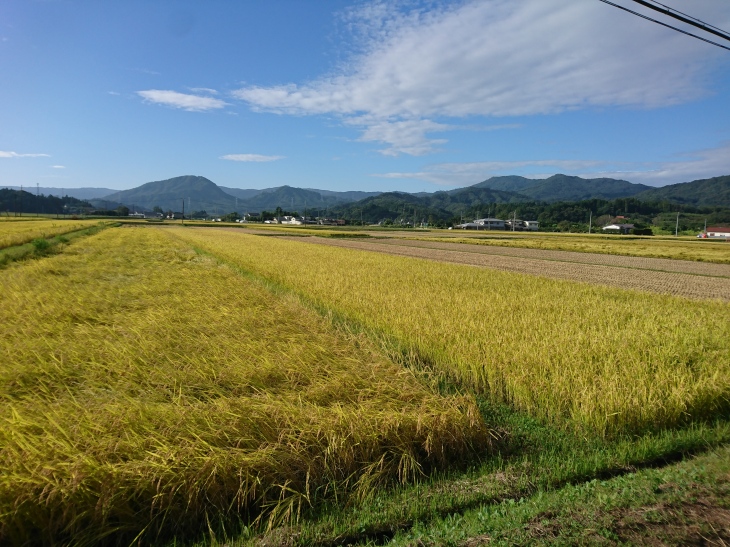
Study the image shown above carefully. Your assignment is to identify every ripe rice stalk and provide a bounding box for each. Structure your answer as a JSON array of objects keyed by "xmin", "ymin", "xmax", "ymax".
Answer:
[
  {"xmin": 0, "ymin": 219, "xmax": 102, "ymax": 249},
  {"xmin": 170, "ymin": 227, "xmax": 730, "ymax": 437},
  {"xmin": 0, "ymin": 227, "xmax": 493, "ymax": 545}
]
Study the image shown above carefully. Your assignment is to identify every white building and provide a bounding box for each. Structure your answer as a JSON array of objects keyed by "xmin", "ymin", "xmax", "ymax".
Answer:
[
  {"xmin": 602, "ymin": 223, "xmax": 634, "ymax": 234},
  {"xmin": 706, "ymin": 227, "xmax": 730, "ymax": 238}
]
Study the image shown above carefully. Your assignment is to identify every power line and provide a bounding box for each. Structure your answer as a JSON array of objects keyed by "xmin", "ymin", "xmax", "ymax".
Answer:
[
  {"xmin": 641, "ymin": 0, "xmax": 729, "ymax": 36},
  {"xmin": 630, "ymin": 0, "xmax": 730, "ymax": 42},
  {"xmin": 597, "ymin": 0, "xmax": 730, "ymax": 51}
]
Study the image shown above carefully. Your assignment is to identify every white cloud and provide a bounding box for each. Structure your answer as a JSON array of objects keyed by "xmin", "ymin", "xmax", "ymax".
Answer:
[
  {"xmin": 51, "ymin": 165, "xmax": 66, "ymax": 169},
  {"xmin": 108, "ymin": 91, "xmax": 120, "ymax": 96},
  {"xmin": 0, "ymin": 151, "xmax": 50, "ymax": 158},
  {"xmin": 233, "ymin": 0, "xmax": 729, "ymax": 155},
  {"xmin": 137, "ymin": 89, "xmax": 227, "ymax": 111},
  {"xmin": 220, "ymin": 154, "xmax": 285, "ymax": 162},
  {"xmin": 372, "ymin": 143, "xmax": 730, "ymax": 187}
]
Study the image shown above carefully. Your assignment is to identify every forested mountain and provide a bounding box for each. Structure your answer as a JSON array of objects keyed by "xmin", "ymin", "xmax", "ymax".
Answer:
[
  {"xmin": 474, "ymin": 174, "xmax": 653, "ymax": 202},
  {"xmin": 2, "ymin": 186, "xmax": 117, "ymax": 200},
  {"xmin": 634, "ymin": 175, "xmax": 730, "ymax": 207},
  {"xmin": 0, "ymin": 189, "xmax": 92, "ymax": 215},
  {"xmin": 103, "ymin": 176, "xmax": 237, "ymax": 212}
]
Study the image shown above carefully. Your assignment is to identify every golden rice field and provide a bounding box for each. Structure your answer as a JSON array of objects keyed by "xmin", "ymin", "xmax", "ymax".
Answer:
[
  {"xmin": 0, "ymin": 218, "xmax": 103, "ymax": 249},
  {"xmin": 0, "ymin": 227, "xmax": 489, "ymax": 544},
  {"xmin": 172, "ymin": 227, "xmax": 730, "ymax": 436},
  {"xmin": 297, "ymin": 236, "xmax": 730, "ymax": 301},
  {"xmin": 412, "ymin": 234, "xmax": 730, "ymax": 263}
]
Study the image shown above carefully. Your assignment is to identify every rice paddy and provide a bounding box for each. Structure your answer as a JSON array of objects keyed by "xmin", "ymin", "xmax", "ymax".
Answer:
[
  {"xmin": 3, "ymin": 223, "xmax": 728, "ymax": 545},
  {"xmin": 172, "ymin": 227, "xmax": 730, "ymax": 436},
  {"xmin": 0, "ymin": 227, "xmax": 490, "ymax": 544},
  {"xmin": 0, "ymin": 218, "xmax": 103, "ymax": 249}
]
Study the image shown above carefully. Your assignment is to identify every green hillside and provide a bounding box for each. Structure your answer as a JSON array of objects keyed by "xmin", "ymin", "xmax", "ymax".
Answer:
[
  {"xmin": 103, "ymin": 175, "xmax": 236, "ymax": 213},
  {"xmin": 473, "ymin": 174, "xmax": 653, "ymax": 202},
  {"xmin": 635, "ymin": 175, "xmax": 730, "ymax": 207}
]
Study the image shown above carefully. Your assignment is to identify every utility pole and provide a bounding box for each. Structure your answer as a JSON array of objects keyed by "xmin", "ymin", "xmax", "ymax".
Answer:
[
  {"xmin": 588, "ymin": 211, "xmax": 592, "ymax": 234},
  {"xmin": 675, "ymin": 211, "xmax": 679, "ymax": 237},
  {"xmin": 182, "ymin": 198, "xmax": 184, "ymax": 225}
]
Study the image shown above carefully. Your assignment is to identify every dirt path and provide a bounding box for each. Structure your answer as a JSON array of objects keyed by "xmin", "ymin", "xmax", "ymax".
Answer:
[{"xmin": 286, "ymin": 236, "xmax": 730, "ymax": 301}]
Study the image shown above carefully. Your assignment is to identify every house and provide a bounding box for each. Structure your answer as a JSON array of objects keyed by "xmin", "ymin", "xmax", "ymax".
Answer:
[
  {"xmin": 706, "ymin": 227, "xmax": 730, "ymax": 239},
  {"xmin": 473, "ymin": 218, "xmax": 505, "ymax": 230},
  {"xmin": 602, "ymin": 223, "xmax": 634, "ymax": 234},
  {"xmin": 504, "ymin": 219, "xmax": 539, "ymax": 231}
]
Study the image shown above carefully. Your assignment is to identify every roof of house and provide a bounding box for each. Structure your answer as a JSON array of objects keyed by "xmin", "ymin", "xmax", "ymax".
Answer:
[{"xmin": 707, "ymin": 226, "xmax": 730, "ymax": 232}]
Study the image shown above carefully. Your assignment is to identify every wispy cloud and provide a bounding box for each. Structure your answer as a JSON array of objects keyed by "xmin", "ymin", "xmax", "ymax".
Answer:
[
  {"xmin": 372, "ymin": 143, "xmax": 730, "ymax": 187},
  {"xmin": 51, "ymin": 165, "xmax": 66, "ymax": 169},
  {"xmin": 233, "ymin": 0, "xmax": 729, "ymax": 156},
  {"xmin": 220, "ymin": 154, "xmax": 285, "ymax": 162},
  {"xmin": 0, "ymin": 151, "xmax": 50, "ymax": 158},
  {"xmin": 137, "ymin": 89, "xmax": 227, "ymax": 111},
  {"xmin": 108, "ymin": 91, "xmax": 120, "ymax": 96}
]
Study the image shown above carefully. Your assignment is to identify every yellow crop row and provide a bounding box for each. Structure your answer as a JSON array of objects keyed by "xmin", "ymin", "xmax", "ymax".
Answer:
[
  {"xmin": 172, "ymin": 227, "xmax": 730, "ymax": 436},
  {"xmin": 0, "ymin": 227, "xmax": 489, "ymax": 544},
  {"xmin": 0, "ymin": 218, "xmax": 102, "ymax": 249},
  {"xmin": 411, "ymin": 234, "xmax": 730, "ymax": 263}
]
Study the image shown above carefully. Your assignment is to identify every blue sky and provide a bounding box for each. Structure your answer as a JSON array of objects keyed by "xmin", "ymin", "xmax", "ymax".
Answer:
[{"xmin": 2, "ymin": 0, "xmax": 730, "ymax": 192}]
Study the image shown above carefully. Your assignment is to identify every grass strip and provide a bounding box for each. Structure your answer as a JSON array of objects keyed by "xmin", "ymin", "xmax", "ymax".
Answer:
[{"xmin": 196, "ymin": 404, "xmax": 730, "ymax": 546}]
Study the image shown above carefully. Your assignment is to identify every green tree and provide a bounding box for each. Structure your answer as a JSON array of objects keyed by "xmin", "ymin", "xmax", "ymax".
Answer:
[{"xmin": 116, "ymin": 205, "xmax": 130, "ymax": 216}]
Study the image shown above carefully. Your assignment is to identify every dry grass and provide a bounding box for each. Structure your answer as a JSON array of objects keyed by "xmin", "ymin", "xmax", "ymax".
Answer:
[
  {"xmin": 296, "ymin": 237, "xmax": 730, "ymax": 301},
  {"xmin": 0, "ymin": 218, "xmax": 103, "ymax": 249},
  {"xmin": 172, "ymin": 227, "xmax": 730, "ymax": 437},
  {"xmin": 0, "ymin": 227, "xmax": 491, "ymax": 544}
]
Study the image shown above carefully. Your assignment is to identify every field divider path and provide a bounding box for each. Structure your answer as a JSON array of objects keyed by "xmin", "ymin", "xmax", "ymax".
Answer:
[{"xmin": 284, "ymin": 236, "xmax": 730, "ymax": 302}]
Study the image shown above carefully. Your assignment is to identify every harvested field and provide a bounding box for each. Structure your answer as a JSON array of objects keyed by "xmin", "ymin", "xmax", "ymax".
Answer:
[
  {"xmin": 406, "ymin": 233, "xmax": 730, "ymax": 264},
  {"xmin": 294, "ymin": 236, "xmax": 730, "ymax": 301},
  {"xmin": 377, "ymin": 238, "xmax": 730, "ymax": 277}
]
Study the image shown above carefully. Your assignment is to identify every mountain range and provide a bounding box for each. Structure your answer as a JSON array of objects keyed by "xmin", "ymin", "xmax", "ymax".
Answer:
[{"xmin": 7, "ymin": 173, "xmax": 729, "ymax": 217}]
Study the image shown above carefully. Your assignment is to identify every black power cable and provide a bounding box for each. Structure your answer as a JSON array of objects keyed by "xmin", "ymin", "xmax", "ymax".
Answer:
[
  {"xmin": 630, "ymin": 0, "xmax": 730, "ymax": 42},
  {"xmin": 597, "ymin": 0, "xmax": 730, "ymax": 51}
]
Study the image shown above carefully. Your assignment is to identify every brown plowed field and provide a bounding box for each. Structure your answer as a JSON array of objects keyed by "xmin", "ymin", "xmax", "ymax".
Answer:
[{"xmin": 287, "ymin": 236, "xmax": 730, "ymax": 301}]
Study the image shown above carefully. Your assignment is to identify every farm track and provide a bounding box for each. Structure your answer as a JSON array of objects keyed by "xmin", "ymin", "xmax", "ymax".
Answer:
[{"xmin": 286, "ymin": 236, "xmax": 730, "ymax": 301}]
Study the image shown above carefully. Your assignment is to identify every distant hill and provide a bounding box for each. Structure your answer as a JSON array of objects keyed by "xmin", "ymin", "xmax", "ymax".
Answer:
[
  {"xmin": 474, "ymin": 174, "xmax": 652, "ymax": 202},
  {"xmin": 3, "ymin": 186, "xmax": 117, "ymax": 200},
  {"xmin": 635, "ymin": 175, "xmax": 730, "ymax": 207},
  {"xmin": 231, "ymin": 185, "xmax": 380, "ymax": 212},
  {"xmin": 103, "ymin": 176, "xmax": 237, "ymax": 212},
  {"xmin": 469, "ymin": 175, "xmax": 537, "ymax": 193},
  {"xmin": 331, "ymin": 186, "xmax": 526, "ymax": 222}
]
